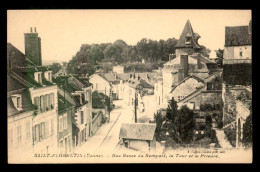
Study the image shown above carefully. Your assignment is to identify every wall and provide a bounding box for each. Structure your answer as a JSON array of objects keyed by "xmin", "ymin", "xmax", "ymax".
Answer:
[
  {"xmin": 89, "ymin": 75, "xmax": 111, "ymax": 97},
  {"xmin": 171, "ymin": 77, "xmax": 204, "ymax": 102},
  {"xmin": 91, "ymin": 112, "xmax": 102, "ymax": 135},
  {"xmin": 129, "ymin": 139, "xmax": 149, "ymax": 152},
  {"xmin": 29, "ymin": 85, "xmax": 58, "ymax": 153},
  {"xmin": 8, "ymin": 110, "xmax": 34, "ymax": 157},
  {"xmin": 224, "ymin": 45, "xmax": 251, "ymax": 60},
  {"xmin": 57, "ymin": 106, "xmax": 74, "ymax": 153}
]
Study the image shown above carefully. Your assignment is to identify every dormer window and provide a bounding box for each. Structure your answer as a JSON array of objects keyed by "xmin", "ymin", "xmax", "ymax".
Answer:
[
  {"xmin": 45, "ymin": 71, "xmax": 52, "ymax": 83},
  {"xmin": 11, "ymin": 94, "xmax": 22, "ymax": 111},
  {"xmin": 34, "ymin": 72, "xmax": 42, "ymax": 84},
  {"xmin": 185, "ymin": 33, "xmax": 192, "ymax": 45}
]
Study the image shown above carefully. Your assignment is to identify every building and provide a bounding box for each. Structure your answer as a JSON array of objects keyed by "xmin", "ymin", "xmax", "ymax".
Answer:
[
  {"xmin": 57, "ymin": 93, "xmax": 74, "ymax": 154},
  {"xmin": 119, "ymin": 123, "xmax": 156, "ymax": 152},
  {"xmin": 223, "ymin": 20, "xmax": 252, "ymax": 64},
  {"xmin": 24, "ymin": 27, "xmax": 42, "ymax": 66},
  {"xmin": 222, "ymin": 20, "xmax": 252, "ymax": 148},
  {"xmin": 157, "ymin": 20, "xmax": 215, "ymax": 109},
  {"xmin": 54, "ymin": 75, "xmax": 93, "ymax": 150},
  {"xmin": 89, "ymin": 74, "xmax": 112, "ymax": 97},
  {"xmin": 112, "ymin": 65, "xmax": 124, "ymax": 74},
  {"xmin": 8, "ymin": 42, "xmax": 58, "ymax": 154},
  {"xmin": 54, "ymin": 67, "xmax": 68, "ymax": 78},
  {"xmin": 7, "ymin": 76, "xmax": 36, "ymax": 158}
]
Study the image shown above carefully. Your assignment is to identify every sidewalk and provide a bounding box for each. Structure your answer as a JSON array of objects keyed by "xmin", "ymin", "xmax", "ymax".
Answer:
[
  {"xmin": 74, "ymin": 110, "xmax": 122, "ymax": 154},
  {"xmin": 214, "ymin": 128, "xmax": 233, "ymax": 149}
]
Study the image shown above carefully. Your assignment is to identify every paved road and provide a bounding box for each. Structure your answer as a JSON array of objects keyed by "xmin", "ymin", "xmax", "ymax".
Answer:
[{"xmin": 74, "ymin": 99, "xmax": 135, "ymax": 154}]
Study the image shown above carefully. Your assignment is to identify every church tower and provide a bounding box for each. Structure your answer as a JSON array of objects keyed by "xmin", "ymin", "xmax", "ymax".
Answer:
[
  {"xmin": 175, "ymin": 19, "xmax": 201, "ymax": 57},
  {"xmin": 24, "ymin": 27, "xmax": 42, "ymax": 66}
]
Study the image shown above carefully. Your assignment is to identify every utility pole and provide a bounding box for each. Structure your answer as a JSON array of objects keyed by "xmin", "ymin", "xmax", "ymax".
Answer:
[{"xmin": 134, "ymin": 92, "xmax": 137, "ymax": 123}]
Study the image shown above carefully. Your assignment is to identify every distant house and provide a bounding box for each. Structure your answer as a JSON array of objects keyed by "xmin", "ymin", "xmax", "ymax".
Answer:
[
  {"xmin": 54, "ymin": 67, "xmax": 68, "ymax": 78},
  {"xmin": 223, "ymin": 20, "xmax": 252, "ymax": 64},
  {"xmin": 119, "ymin": 123, "xmax": 156, "ymax": 152},
  {"xmin": 89, "ymin": 74, "xmax": 112, "ymax": 97},
  {"xmin": 112, "ymin": 65, "xmax": 124, "ymax": 74}
]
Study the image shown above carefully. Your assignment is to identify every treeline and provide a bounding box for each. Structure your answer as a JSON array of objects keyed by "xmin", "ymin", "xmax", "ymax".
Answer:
[{"xmin": 67, "ymin": 38, "xmax": 210, "ymax": 75}]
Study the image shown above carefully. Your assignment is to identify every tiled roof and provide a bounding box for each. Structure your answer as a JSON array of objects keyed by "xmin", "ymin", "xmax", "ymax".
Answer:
[
  {"xmin": 7, "ymin": 43, "xmax": 36, "ymax": 68},
  {"xmin": 119, "ymin": 123, "xmax": 156, "ymax": 141},
  {"xmin": 7, "ymin": 75, "xmax": 26, "ymax": 92},
  {"xmin": 175, "ymin": 20, "xmax": 201, "ymax": 49},
  {"xmin": 7, "ymin": 88, "xmax": 36, "ymax": 117},
  {"xmin": 225, "ymin": 25, "xmax": 252, "ymax": 47},
  {"xmin": 72, "ymin": 75, "xmax": 92, "ymax": 87}
]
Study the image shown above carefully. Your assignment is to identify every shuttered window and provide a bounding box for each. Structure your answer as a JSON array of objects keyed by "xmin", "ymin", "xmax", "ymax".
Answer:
[
  {"xmin": 40, "ymin": 96, "xmax": 44, "ymax": 112},
  {"xmin": 43, "ymin": 95, "xmax": 47, "ymax": 111},
  {"xmin": 45, "ymin": 120, "xmax": 49, "ymax": 137},
  {"xmin": 35, "ymin": 125, "xmax": 40, "ymax": 142}
]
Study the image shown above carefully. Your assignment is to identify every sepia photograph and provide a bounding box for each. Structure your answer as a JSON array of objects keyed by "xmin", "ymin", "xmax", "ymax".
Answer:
[{"xmin": 7, "ymin": 9, "xmax": 252, "ymax": 163}]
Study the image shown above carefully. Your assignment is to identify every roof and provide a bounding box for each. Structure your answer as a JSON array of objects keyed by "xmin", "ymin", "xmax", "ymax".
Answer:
[
  {"xmin": 58, "ymin": 93, "xmax": 73, "ymax": 113},
  {"xmin": 139, "ymin": 79, "xmax": 154, "ymax": 88},
  {"xmin": 170, "ymin": 74, "xmax": 205, "ymax": 93},
  {"xmin": 225, "ymin": 25, "xmax": 252, "ymax": 47},
  {"xmin": 7, "ymin": 43, "xmax": 36, "ymax": 68},
  {"xmin": 119, "ymin": 123, "xmax": 156, "ymax": 141},
  {"xmin": 7, "ymin": 75, "xmax": 26, "ymax": 92},
  {"xmin": 102, "ymin": 73, "xmax": 119, "ymax": 82},
  {"xmin": 72, "ymin": 75, "xmax": 92, "ymax": 87},
  {"xmin": 175, "ymin": 20, "xmax": 201, "ymax": 49},
  {"xmin": 7, "ymin": 88, "xmax": 36, "ymax": 117}
]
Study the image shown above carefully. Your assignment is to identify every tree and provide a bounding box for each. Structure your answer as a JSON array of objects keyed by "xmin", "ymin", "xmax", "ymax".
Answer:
[
  {"xmin": 242, "ymin": 112, "xmax": 252, "ymax": 147},
  {"xmin": 216, "ymin": 48, "xmax": 224, "ymax": 68},
  {"xmin": 200, "ymin": 45, "xmax": 211, "ymax": 58},
  {"xmin": 49, "ymin": 62, "xmax": 62, "ymax": 74},
  {"xmin": 166, "ymin": 97, "xmax": 178, "ymax": 121},
  {"xmin": 154, "ymin": 112, "xmax": 165, "ymax": 141},
  {"xmin": 178, "ymin": 105, "xmax": 196, "ymax": 143}
]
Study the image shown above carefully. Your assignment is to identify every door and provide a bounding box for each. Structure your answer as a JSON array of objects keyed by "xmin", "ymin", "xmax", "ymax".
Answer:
[{"xmin": 64, "ymin": 137, "xmax": 68, "ymax": 154}]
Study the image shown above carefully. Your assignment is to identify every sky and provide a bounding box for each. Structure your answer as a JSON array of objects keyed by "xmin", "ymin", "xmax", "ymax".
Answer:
[{"xmin": 7, "ymin": 10, "xmax": 251, "ymax": 63}]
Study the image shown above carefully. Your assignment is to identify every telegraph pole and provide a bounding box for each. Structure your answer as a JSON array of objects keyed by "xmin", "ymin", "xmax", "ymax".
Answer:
[{"xmin": 134, "ymin": 92, "xmax": 137, "ymax": 123}]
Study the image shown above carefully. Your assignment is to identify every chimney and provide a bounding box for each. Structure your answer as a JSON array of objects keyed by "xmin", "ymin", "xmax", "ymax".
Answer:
[
  {"xmin": 197, "ymin": 58, "xmax": 202, "ymax": 69},
  {"xmin": 169, "ymin": 54, "xmax": 173, "ymax": 62},
  {"xmin": 178, "ymin": 68, "xmax": 184, "ymax": 83},
  {"xmin": 30, "ymin": 27, "xmax": 32, "ymax": 33},
  {"xmin": 180, "ymin": 55, "xmax": 189, "ymax": 78},
  {"xmin": 34, "ymin": 27, "xmax": 37, "ymax": 33}
]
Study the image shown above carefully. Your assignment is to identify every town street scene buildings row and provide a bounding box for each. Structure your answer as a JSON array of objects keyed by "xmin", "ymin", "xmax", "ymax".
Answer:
[{"xmin": 7, "ymin": 14, "xmax": 252, "ymax": 161}]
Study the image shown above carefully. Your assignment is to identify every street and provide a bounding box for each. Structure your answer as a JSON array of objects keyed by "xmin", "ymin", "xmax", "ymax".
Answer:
[{"xmin": 74, "ymin": 99, "xmax": 135, "ymax": 154}]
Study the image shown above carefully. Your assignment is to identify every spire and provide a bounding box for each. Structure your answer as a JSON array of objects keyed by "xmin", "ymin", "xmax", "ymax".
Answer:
[{"xmin": 175, "ymin": 19, "xmax": 201, "ymax": 49}]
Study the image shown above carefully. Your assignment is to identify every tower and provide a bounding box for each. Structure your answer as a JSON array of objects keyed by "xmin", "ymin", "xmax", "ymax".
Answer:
[{"xmin": 24, "ymin": 27, "xmax": 42, "ymax": 66}]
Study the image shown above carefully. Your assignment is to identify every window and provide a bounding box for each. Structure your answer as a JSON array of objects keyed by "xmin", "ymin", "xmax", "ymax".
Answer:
[
  {"xmin": 51, "ymin": 119, "xmax": 54, "ymax": 135},
  {"xmin": 16, "ymin": 125, "xmax": 22, "ymax": 146},
  {"xmin": 81, "ymin": 111, "xmax": 84, "ymax": 124},
  {"xmin": 185, "ymin": 37, "xmax": 191, "ymax": 45},
  {"xmin": 26, "ymin": 122, "xmax": 30, "ymax": 141},
  {"xmin": 8, "ymin": 129, "xmax": 13, "ymax": 147},
  {"xmin": 59, "ymin": 139, "xmax": 64, "ymax": 153},
  {"xmin": 40, "ymin": 122, "xmax": 45, "ymax": 140},
  {"xmin": 34, "ymin": 97, "xmax": 40, "ymax": 112},
  {"xmin": 38, "ymin": 73, "xmax": 42, "ymax": 84},
  {"xmin": 40, "ymin": 96, "xmax": 44, "ymax": 112},
  {"xmin": 63, "ymin": 114, "xmax": 67, "ymax": 130},
  {"xmin": 45, "ymin": 120, "xmax": 49, "ymax": 137},
  {"xmin": 17, "ymin": 97, "xmax": 21, "ymax": 108},
  {"xmin": 240, "ymin": 51, "xmax": 243, "ymax": 57},
  {"xmin": 43, "ymin": 95, "xmax": 47, "ymax": 111},
  {"xmin": 59, "ymin": 116, "xmax": 63, "ymax": 132}
]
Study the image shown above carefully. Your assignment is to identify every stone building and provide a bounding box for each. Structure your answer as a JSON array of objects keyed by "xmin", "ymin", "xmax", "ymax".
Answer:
[{"xmin": 156, "ymin": 20, "xmax": 216, "ymax": 109}]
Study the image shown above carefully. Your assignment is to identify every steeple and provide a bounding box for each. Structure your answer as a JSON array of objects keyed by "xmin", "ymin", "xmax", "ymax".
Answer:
[{"xmin": 175, "ymin": 20, "xmax": 201, "ymax": 49}]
